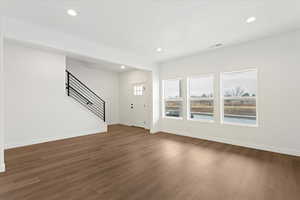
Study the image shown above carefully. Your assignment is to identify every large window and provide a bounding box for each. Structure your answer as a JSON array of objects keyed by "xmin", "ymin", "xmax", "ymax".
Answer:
[
  {"xmin": 221, "ymin": 69, "xmax": 257, "ymax": 126},
  {"xmin": 188, "ymin": 75, "xmax": 214, "ymax": 121},
  {"xmin": 163, "ymin": 79, "xmax": 183, "ymax": 118}
]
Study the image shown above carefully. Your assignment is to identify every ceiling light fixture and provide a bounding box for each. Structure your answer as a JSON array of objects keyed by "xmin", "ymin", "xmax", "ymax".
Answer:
[
  {"xmin": 121, "ymin": 65, "xmax": 126, "ymax": 69},
  {"xmin": 156, "ymin": 48, "xmax": 163, "ymax": 52},
  {"xmin": 210, "ymin": 43, "xmax": 223, "ymax": 49},
  {"xmin": 67, "ymin": 9, "xmax": 78, "ymax": 16},
  {"xmin": 246, "ymin": 16, "xmax": 256, "ymax": 23}
]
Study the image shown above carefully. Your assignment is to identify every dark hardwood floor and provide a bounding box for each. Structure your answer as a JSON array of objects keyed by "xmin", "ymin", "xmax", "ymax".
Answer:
[{"xmin": 0, "ymin": 125, "xmax": 299, "ymax": 200}]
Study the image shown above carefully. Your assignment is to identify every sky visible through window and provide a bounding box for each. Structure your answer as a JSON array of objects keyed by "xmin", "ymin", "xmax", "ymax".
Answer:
[
  {"xmin": 164, "ymin": 79, "xmax": 181, "ymax": 98},
  {"xmin": 189, "ymin": 76, "xmax": 214, "ymax": 98},
  {"xmin": 223, "ymin": 70, "xmax": 257, "ymax": 97}
]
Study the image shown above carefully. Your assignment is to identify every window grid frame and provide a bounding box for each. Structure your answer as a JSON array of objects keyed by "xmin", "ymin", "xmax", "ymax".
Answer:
[{"xmin": 134, "ymin": 84, "xmax": 144, "ymax": 96}]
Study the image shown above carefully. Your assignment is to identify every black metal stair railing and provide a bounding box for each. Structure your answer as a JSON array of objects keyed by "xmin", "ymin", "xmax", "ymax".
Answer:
[{"xmin": 65, "ymin": 70, "xmax": 105, "ymax": 122}]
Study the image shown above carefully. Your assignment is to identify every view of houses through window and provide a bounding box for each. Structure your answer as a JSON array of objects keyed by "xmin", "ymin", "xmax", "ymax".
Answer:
[
  {"xmin": 221, "ymin": 69, "xmax": 257, "ymax": 125},
  {"xmin": 188, "ymin": 75, "xmax": 214, "ymax": 121},
  {"xmin": 163, "ymin": 69, "xmax": 258, "ymax": 126},
  {"xmin": 163, "ymin": 79, "xmax": 183, "ymax": 118}
]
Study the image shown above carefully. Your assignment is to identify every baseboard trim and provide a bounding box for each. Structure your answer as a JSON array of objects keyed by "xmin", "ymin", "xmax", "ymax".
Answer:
[
  {"xmin": 109, "ymin": 123, "xmax": 127, "ymax": 126},
  {"xmin": 5, "ymin": 128, "xmax": 107, "ymax": 149},
  {"xmin": 107, "ymin": 123, "xmax": 121, "ymax": 125},
  {"xmin": 117, "ymin": 123, "xmax": 148, "ymax": 129},
  {"xmin": 0, "ymin": 163, "xmax": 5, "ymax": 173},
  {"xmin": 150, "ymin": 130, "xmax": 160, "ymax": 134},
  {"xmin": 161, "ymin": 129, "xmax": 300, "ymax": 157}
]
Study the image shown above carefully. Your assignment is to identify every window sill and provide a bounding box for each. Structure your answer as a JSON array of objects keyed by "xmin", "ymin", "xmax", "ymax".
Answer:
[
  {"xmin": 188, "ymin": 118, "xmax": 215, "ymax": 123},
  {"xmin": 221, "ymin": 121, "xmax": 258, "ymax": 128},
  {"xmin": 163, "ymin": 116, "xmax": 183, "ymax": 120}
]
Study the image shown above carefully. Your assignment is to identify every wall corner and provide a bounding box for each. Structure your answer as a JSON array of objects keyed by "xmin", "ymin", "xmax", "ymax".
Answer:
[{"xmin": 0, "ymin": 17, "xmax": 5, "ymax": 172}]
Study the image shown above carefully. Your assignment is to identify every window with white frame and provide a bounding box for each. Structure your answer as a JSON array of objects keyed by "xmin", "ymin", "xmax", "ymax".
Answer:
[
  {"xmin": 221, "ymin": 69, "xmax": 257, "ymax": 126},
  {"xmin": 163, "ymin": 79, "xmax": 183, "ymax": 118},
  {"xmin": 134, "ymin": 84, "xmax": 144, "ymax": 96},
  {"xmin": 188, "ymin": 75, "xmax": 214, "ymax": 121}
]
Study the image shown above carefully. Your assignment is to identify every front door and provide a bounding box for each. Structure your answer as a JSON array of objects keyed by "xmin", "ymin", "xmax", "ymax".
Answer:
[{"xmin": 131, "ymin": 83, "xmax": 148, "ymax": 128}]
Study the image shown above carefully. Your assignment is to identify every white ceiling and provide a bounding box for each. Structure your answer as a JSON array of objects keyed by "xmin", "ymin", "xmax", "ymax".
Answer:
[
  {"xmin": 1, "ymin": 0, "xmax": 300, "ymax": 63},
  {"xmin": 66, "ymin": 55, "xmax": 136, "ymax": 73}
]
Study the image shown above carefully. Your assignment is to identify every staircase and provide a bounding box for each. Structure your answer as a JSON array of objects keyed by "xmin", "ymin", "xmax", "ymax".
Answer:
[{"xmin": 65, "ymin": 70, "xmax": 105, "ymax": 122}]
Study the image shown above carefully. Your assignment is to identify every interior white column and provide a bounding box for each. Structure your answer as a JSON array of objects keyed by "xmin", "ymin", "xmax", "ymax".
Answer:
[
  {"xmin": 150, "ymin": 66, "xmax": 160, "ymax": 134},
  {"xmin": 0, "ymin": 17, "xmax": 5, "ymax": 172}
]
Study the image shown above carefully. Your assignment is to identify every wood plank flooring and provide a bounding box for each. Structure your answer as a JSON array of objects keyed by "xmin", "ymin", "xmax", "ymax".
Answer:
[{"xmin": 0, "ymin": 125, "xmax": 299, "ymax": 200}]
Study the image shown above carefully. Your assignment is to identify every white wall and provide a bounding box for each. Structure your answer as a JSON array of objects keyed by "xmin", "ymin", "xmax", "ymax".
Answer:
[
  {"xmin": 0, "ymin": 18, "xmax": 5, "ymax": 172},
  {"xmin": 119, "ymin": 70, "xmax": 152, "ymax": 128},
  {"xmin": 4, "ymin": 41, "xmax": 107, "ymax": 149},
  {"xmin": 66, "ymin": 58, "xmax": 119, "ymax": 125},
  {"xmin": 159, "ymin": 30, "xmax": 300, "ymax": 156}
]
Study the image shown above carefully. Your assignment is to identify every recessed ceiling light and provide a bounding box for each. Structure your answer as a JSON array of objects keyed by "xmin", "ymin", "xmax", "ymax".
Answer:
[
  {"xmin": 67, "ymin": 9, "xmax": 78, "ymax": 16},
  {"xmin": 156, "ymin": 48, "xmax": 163, "ymax": 52},
  {"xmin": 210, "ymin": 43, "xmax": 223, "ymax": 48},
  {"xmin": 121, "ymin": 65, "xmax": 126, "ymax": 69},
  {"xmin": 246, "ymin": 16, "xmax": 256, "ymax": 23}
]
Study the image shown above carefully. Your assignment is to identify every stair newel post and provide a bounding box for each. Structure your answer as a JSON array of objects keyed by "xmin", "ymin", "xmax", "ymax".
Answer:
[
  {"xmin": 67, "ymin": 71, "xmax": 70, "ymax": 96},
  {"xmin": 103, "ymin": 101, "xmax": 106, "ymax": 122}
]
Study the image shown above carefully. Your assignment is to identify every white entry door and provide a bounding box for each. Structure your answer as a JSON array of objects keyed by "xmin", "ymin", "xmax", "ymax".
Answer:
[{"xmin": 131, "ymin": 83, "xmax": 148, "ymax": 128}]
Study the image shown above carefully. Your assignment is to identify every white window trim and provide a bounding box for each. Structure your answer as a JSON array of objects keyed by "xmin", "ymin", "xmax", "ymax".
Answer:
[
  {"xmin": 187, "ymin": 74, "xmax": 215, "ymax": 122},
  {"xmin": 162, "ymin": 78, "xmax": 184, "ymax": 119},
  {"xmin": 223, "ymin": 96, "xmax": 256, "ymax": 100},
  {"xmin": 220, "ymin": 68, "xmax": 259, "ymax": 127},
  {"xmin": 163, "ymin": 116, "xmax": 184, "ymax": 120}
]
